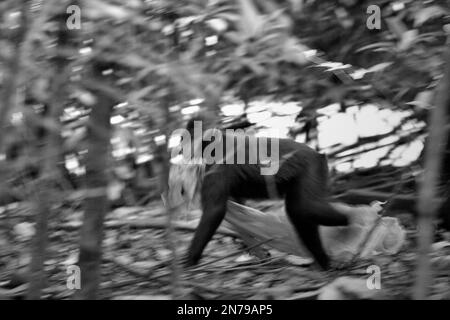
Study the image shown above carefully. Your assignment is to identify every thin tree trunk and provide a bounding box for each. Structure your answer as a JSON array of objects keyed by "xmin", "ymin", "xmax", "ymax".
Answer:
[
  {"xmin": 437, "ymin": 95, "xmax": 450, "ymax": 231},
  {"xmin": 76, "ymin": 72, "xmax": 115, "ymax": 300},
  {"xmin": 413, "ymin": 49, "xmax": 450, "ymax": 299},
  {"xmin": 159, "ymin": 97, "xmax": 181, "ymax": 299},
  {"xmin": 27, "ymin": 5, "xmax": 75, "ymax": 299},
  {"xmin": 0, "ymin": 0, "xmax": 30, "ymax": 153}
]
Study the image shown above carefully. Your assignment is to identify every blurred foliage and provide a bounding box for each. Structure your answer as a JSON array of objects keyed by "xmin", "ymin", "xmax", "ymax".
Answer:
[{"xmin": 0, "ymin": 0, "xmax": 448, "ymax": 198}]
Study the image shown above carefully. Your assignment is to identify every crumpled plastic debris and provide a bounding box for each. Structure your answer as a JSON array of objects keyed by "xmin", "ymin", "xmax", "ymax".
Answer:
[
  {"xmin": 225, "ymin": 200, "xmax": 405, "ymax": 262},
  {"xmin": 168, "ymin": 163, "xmax": 406, "ymax": 262}
]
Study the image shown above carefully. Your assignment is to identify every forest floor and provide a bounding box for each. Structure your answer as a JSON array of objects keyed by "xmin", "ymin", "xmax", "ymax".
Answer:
[{"xmin": 0, "ymin": 200, "xmax": 449, "ymax": 300}]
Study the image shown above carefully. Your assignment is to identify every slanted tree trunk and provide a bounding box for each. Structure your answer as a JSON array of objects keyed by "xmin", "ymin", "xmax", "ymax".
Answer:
[
  {"xmin": 437, "ymin": 121, "xmax": 450, "ymax": 230},
  {"xmin": 414, "ymin": 49, "xmax": 450, "ymax": 299},
  {"xmin": 27, "ymin": 2, "xmax": 76, "ymax": 299},
  {"xmin": 76, "ymin": 69, "xmax": 116, "ymax": 299}
]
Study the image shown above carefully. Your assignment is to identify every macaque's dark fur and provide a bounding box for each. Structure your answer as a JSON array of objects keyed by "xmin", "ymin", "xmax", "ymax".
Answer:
[{"xmin": 184, "ymin": 117, "xmax": 349, "ymax": 269}]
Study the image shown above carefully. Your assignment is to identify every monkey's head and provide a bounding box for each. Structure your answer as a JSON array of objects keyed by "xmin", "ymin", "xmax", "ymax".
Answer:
[
  {"xmin": 183, "ymin": 113, "xmax": 223, "ymax": 161},
  {"xmin": 185, "ymin": 113, "xmax": 217, "ymax": 137}
]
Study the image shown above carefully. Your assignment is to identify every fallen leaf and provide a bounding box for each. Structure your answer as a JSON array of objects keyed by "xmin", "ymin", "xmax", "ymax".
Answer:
[
  {"xmin": 235, "ymin": 253, "xmax": 254, "ymax": 263},
  {"xmin": 285, "ymin": 255, "xmax": 313, "ymax": 266},
  {"xmin": 13, "ymin": 222, "xmax": 35, "ymax": 241}
]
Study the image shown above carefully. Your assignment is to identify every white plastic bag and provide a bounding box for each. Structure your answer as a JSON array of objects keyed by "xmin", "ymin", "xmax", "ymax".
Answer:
[{"xmin": 224, "ymin": 201, "xmax": 405, "ymax": 262}]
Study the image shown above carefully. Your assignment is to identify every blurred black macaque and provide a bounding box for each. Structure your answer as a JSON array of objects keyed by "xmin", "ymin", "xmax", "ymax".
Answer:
[{"xmin": 183, "ymin": 116, "xmax": 349, "ymax": 270}]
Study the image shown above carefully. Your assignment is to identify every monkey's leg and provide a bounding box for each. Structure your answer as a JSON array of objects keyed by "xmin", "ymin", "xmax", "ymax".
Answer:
[
  {"xmin": 185, "ymin": 172, "xmax": 228, "ymax": 266},
  {"xmin": 299, "ymin": 158, "xmax": 349, "ymax": 227},
  {"xmin": 285, "ymin": 188, "xmax": 330, "ymax": 269},
  {"xmin": 300, "ymin": 201, "xmax": 349, "ymax": 226}
]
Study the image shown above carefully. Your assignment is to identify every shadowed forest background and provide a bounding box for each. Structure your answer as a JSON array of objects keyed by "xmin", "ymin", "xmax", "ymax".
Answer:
[{"xmin": 0, "ymin": 0, "xmax": 449, "ymax": 300}]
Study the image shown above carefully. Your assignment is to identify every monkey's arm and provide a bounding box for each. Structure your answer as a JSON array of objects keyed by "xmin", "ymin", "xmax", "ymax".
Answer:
[{"xmin": 185, "ymin": 168, "xmax": 229, "ymax": 266}]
